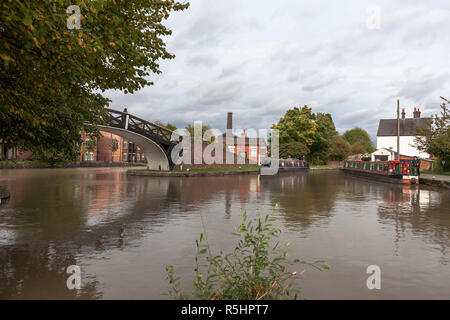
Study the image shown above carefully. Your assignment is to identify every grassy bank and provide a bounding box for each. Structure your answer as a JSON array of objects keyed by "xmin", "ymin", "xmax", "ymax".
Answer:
[
  {"xmin": 137, "ymin": 166, "xmax": 260, "ymax": 173},
  {"xmin": 421, "ymin": 169, "xmax": 450, "ymax": 176},
  {"xmin": 0, "ymin": 160, "xmax": 145, "ymax": 169},
  {"xmin": 310, "ymin": 164, "xmax": 342, "ymax": 169},
  {"xmin": 137, "ymin": 164, "xmax": 344, "ymax": 173}
]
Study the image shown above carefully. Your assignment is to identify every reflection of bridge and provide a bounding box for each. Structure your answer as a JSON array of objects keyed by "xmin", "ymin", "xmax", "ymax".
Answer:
[{"xmin": 98, "ymin": 108, "xmax": 180, "ymax": 170}]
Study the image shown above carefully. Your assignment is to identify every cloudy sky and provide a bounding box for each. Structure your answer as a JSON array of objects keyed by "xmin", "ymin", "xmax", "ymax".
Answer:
[{"xmin": 104, "ymin": 0, "xmax": 450, "ymax": 140}]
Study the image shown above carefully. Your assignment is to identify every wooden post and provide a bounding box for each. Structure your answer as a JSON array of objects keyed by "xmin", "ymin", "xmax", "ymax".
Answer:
[{"xmin": 397, "ymin": 99, "xmax": 400, "ymax": 161}]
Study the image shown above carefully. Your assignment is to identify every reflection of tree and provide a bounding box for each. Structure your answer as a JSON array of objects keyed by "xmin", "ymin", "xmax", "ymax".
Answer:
[
  {"xmin": 376, "ymin": 184, "xmax": 450, "ymax": 261},
  {"xmin": 0, "ymin": 243, "xmax": 100, "ymax": 299},
  {"xmin": 14, "ymin": 172, "xmax": 86, "ymax": 241},
  {"xmin": 1, "ymin": 170, "xmax": 262, "ymax": 298},
  {"xmin": 262, "ymin": 171, "xmax": 339, "ymax": 228}
]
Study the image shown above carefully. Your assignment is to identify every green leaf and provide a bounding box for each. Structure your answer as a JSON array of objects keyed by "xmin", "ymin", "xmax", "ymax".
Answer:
[{"xmin": 23, "ymin": 12, "xmax": 32, "ymax": 26}]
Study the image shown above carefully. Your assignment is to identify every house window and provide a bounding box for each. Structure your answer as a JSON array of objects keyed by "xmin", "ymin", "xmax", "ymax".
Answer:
[
  {"xmin": 228, "ymin": 146, "xmax": 235, "ymax": 153},
  {"xmin": 124, "ymin": 141, "xmax": 128, "ymax": 149},
  {"xmin": 123, "ymin": 153, "xmax": 128, "ymax": 161},
  {"xmin": 250, "ymin": 147, "xmax": 257, "ymax": 157},
  {"xmin": 85, "ymin": 152, "xmax": 94, "ymax": 161}
]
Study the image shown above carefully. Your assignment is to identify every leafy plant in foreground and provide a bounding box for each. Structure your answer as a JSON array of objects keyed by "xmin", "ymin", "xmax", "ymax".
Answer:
[{"xmin": 166, "ymin": 210, "xmax": 329, "ymax": 300}]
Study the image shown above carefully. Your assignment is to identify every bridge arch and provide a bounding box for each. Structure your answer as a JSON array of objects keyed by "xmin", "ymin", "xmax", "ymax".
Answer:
[
  {"xmin": 97, "ymin": 125, "xmax": 170, "ymax": 170},
  {"xmin": 97, "ymin": 109, "xmax": 179, "ymax": 170}
]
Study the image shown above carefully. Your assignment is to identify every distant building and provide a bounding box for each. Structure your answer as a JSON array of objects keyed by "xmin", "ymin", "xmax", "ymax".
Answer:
[
  {"xmin": 376, "ymin": 107, "xmax": 431, "ymax": 159},
  {"xmin": 80, "ymin": 131, "xmax": 146, "ymax": 163},
  {"xmin": 221, "ymin": 112, "xmax": 268, "ymax": 165}
]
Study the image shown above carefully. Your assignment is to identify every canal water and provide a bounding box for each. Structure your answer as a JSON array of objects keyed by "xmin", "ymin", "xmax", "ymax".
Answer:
[{"xmin": 0, "ymin": 167, "xmax": 449, "ymax": 299}]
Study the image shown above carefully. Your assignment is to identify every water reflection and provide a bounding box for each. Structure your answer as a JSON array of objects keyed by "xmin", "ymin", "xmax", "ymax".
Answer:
[
  {"xmin": 0, "ymin": 243, "xmax": 101, "ymax": 299},
  {"xmin": 337, "ymin": 175, "xmax": 450, "ymax": 263},
  {"xmin": 376, "ymin": 184, "xmax": 449, "ymax": 262},
  {"xmin": 261, "ymin": 171, "xmax": 339, "ymax": 229},
  {"xmin": 0, "ymin": 168, "xmax": 449, "ymax": 299}
]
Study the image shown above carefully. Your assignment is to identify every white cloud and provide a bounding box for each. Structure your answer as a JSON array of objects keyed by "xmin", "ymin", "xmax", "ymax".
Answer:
[{"xmin": 104, "ymin": 0, "xmax": 450, "ymax": 138}]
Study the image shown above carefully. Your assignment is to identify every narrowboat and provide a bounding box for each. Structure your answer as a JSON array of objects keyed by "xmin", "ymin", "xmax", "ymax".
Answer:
[
  {"xmin": 341, "ymin": 160, "xmax": 420, "ymax": 184},
  {"xmin": 261, "ymin": 158, "xmax": 309, "ymax": 173}
]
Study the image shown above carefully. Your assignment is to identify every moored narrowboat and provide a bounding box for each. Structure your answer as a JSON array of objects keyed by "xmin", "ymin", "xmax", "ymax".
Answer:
[
  {"xmin": 342, "ymin": 160, "xmax": 420, "ymax": 184},
  {"xmin": 261, "ymin": 158, "xmax": 309, "ymax": 173}
]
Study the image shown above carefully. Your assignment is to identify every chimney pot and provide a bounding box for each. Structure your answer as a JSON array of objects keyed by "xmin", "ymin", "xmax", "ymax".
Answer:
[
  {"xmin": 401, "ymin": 108, "xmax": 405, "ymax": 119},
  {"xmin": 413, "ymin": 107, "xmax": 421, "ymax": 118}
]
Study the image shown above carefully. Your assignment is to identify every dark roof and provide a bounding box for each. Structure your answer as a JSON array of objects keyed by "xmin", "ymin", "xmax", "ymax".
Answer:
[{"xmin": 376, "ymin": 118, "xmax": 432, "ymax": 136}]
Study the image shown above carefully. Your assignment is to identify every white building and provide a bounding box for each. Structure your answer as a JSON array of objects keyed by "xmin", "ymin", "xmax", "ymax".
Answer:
[
  {"xmin": 371, "ymin": 148, "xmax": 395, "ymax": 161},
  {"xmin": 376, "ymin": 108, "xmax": 431, "ymax": 159}
]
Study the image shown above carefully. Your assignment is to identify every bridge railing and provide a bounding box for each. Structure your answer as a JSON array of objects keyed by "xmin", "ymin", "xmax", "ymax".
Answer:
[{"xmin": 105, "ymin": 108, "xmax": 180, "ymax": 146}]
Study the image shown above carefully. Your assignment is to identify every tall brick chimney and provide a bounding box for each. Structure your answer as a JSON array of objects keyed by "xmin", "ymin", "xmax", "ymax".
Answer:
[
  {"xmin": 401, "ymin": 108, "xmax": 405, "ymax": 119},
  {"xmin": 227, "ymin": 112, "xmax": 232, "ymax": 132},
  {"xmin": 413, "ymin": 107, "xmax": 421, "ymax": 118}
]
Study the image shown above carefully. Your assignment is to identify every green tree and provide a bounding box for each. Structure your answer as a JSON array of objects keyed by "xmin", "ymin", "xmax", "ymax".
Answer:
[
  {"xmin": 271, "ymin": 106, "xmax": 338, "ymax": 164},
  {"xmin": 166, "ymin": 123, "xmax": 177, "ymax": 132},
  {"xmin": 185, "ymin": 124, "xmax": 214, "ymax": 141},
  {"xmin": 0, "ymin": 0, "xmax": 189, "ymax": 160},
  {"xmin": 85, "ymin": 139, "xmax": 96, "ymax": 152},
  {"xmin": 329, "ymin": 136, "xmax": 351, "ymax": 161},
  {"xmin": 343, "ymin": 127, "xmax": 375, "ymax": 153},
  {"xmin": 155, "ymin": 121, "xmax": 177, "ymax": 132},
  {"xmin": 308, "ymin": 113, "xmax": 337, "ymax": 164},
  {"xmin": 279, "ymin": 141, "xmax": 310, "ymax": 159},
  {"xmin": 111, "ymin": 138, "xmax": 119, "ymax": 153},
  {"xmin": 350, "ymin": 142, "xmax": 366, "ymax": 155},
  {"xmin": 415, "ymin": 97, "xmax": 450, "ymax": 171},
  {"xmin": 271, "ymin": 106, "xmax": 317, "ymax": 147}
]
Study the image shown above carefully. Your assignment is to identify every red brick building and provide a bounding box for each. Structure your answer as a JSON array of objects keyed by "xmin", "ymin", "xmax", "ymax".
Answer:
[
  {"xmin": 221, "ymin": 112, "xmax": 268, "ymax": 165},
  {"xmin": 80, "ymin": 131, "xmax": 146, "ymax": 163},
  {"xmin": 0, "ymin": 132, "xmax": 145, "ymax": 163}
]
